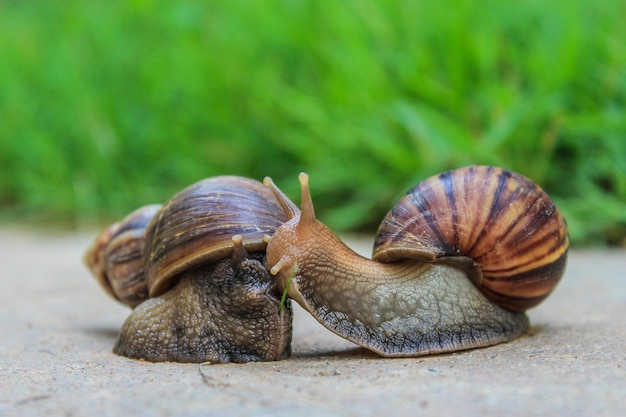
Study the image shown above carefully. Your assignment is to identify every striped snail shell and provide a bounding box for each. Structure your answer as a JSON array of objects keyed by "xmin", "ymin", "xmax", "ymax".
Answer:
[
  {"xmin": 373, "ymin": 165, "xmax": 569, "ymax": 311},
  {"xmin": 84, "ymin": 204, "xmax": 162, "ymax": 307}
]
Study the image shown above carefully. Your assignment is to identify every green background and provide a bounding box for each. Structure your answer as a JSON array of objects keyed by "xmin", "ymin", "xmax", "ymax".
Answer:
[{"xmin": 1, "ymin": 0, "xmax": 625, "ymax": 246}]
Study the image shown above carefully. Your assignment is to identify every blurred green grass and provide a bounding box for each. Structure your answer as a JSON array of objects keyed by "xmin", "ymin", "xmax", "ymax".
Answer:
[{"xmin": 1, "ymin": 0, "xmax": 625, "ymax": 246}]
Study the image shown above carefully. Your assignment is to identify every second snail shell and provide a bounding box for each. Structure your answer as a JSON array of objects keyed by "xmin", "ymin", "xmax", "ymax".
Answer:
[{"xmin": 374, "ymin": 165, "xmax": 569, "ymax": 311}]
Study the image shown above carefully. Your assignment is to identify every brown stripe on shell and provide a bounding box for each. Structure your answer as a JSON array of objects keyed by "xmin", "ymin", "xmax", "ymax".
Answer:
[
  {"xmin": 480, "ymin": 249, "xmax": 567, "ymax": 310},
  {"xmin": 482, "ymin": 218, "xmax": 568, "ymax": 278},
  {"xmin": 105, "ymin": 228, "xmax": 149, "ymax": 307},
  {"xmin": 83, "ymin": 222, "xmax": 120, "ymax": 299},
  {"xmin": 144, "ymin": 176, "xmax": 288, "ymax": 297},
  {"xmin": 84, "ymin": 204, "xmax": 161, "ymax": 308},
  {"xmin": 373, "ymin": 166, "xmax": 568, "ymax": 311}
]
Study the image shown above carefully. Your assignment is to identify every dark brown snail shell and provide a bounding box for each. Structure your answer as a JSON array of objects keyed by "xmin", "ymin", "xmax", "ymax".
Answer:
[
  {"xmin": 144, "ymin": 176, "xmax": 290, "ymax": 297},
  {"xmin": 84, "ymin": 204, "xmax": 162, "ymax": 307},
  {"xmin": 373, "ymin": 165, "xmax": 569, "ymax": 311}
]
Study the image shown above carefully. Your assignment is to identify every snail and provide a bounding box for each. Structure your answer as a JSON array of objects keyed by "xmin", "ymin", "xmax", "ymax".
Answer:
[
  {"xmin": 84, "ymin": 176, "xmax": 293, "ymax": 363},
  {"xmin": 263, "ymin": 166, "xmax": 568, "ymax": 357}
]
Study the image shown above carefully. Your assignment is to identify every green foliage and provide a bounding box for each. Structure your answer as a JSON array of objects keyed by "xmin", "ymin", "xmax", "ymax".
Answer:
[{"xmin": 1, "ymin": 0, "xmax": 625, "ymax": 246}]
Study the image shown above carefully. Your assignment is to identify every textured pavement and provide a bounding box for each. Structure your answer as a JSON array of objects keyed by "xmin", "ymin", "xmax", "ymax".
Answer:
[{"xmin": 1, "ymin": 228, "xmax": 624, "ymax": 417}]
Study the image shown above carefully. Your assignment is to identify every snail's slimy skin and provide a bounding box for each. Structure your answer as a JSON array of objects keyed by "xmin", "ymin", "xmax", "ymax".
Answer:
[
  {"xmin": 291, "ymin": 263, "xmax": 528, "ymax": 356},
  {"xmin": 114, "ymin": 253, "xmax": 292, "ymax": 363}
]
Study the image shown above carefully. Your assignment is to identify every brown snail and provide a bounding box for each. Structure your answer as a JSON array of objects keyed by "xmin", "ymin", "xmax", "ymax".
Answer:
[
  {"xmin": 84, "ymin": 176, "xmax": 293, "ymax": 363},
  {"xmin": 263, "ymin": 166, "xmax": 568, "ymax": 357}
]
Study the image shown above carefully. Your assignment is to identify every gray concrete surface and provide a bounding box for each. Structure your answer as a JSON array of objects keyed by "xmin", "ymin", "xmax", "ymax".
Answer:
[{"xmin": 0, "ymin": 228, "xmax": 624, "ymax": 417}]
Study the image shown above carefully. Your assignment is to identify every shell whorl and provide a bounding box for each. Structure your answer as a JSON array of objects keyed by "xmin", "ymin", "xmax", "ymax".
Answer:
[
  {"xmin": 373, "ymin": 166, "xmax": 568, "ymax": 311},
  {"xmin": 84, "ymin": 204, "xmax": 162, "ymax": 307},
  {"xmin": 144, "ymin": 176, "xmax": 288, "ymax": 297}
]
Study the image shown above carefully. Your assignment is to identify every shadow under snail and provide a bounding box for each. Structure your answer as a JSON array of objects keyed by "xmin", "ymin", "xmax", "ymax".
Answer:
[
  {"xmin": 84, "ymin": 176, "xmax": 292, "ymax": 363},
  {"xmin": 263, "ymin": 165, "xmax": 568, "ymax": 357}
]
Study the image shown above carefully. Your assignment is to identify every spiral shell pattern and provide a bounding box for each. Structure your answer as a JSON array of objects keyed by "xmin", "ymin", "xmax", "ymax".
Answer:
[
  {"xmin": 144, "ymin": 176, "xmax": 288, "ymax": 297},
  {"xmin": 84, "ymin": 204, "xmax": 162, "ymax": 307},
  {"xmin": 373, "ymin": 166, "xmax": 568, "ymax": 311}
]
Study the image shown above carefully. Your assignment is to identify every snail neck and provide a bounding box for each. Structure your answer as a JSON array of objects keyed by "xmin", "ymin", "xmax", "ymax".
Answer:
[
  {"xmin": 264, "ymin": 171, "xmax": 446, "ymax": 299},
  {"xmin": 267, "ymin": 211, "xmax": 435, "ymax": 294}
]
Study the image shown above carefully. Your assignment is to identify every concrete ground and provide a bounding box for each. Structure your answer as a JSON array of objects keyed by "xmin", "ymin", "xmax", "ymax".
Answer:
[{"xmin": 0, "ymin": 228, "xmax": 624, "ymax": 417}]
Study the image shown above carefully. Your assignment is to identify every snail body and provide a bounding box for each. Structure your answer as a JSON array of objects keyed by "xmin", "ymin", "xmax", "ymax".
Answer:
[
  {"xmin": 84, "ymin": 176, "xmax": 292, "ymax": 363},
  {"xmin": 264, "ymin": 166, "xmax": 568, "ymax": 356}
]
